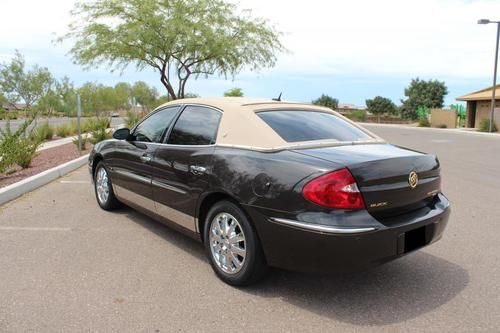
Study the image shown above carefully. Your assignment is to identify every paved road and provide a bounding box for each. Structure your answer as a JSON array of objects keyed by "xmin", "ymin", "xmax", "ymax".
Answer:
[
  {"xmin": 0, "ymin": 117, "xmax": 124, "ymax": 132},
  {"xmin": 1, "ymin": 125, "xmax": 499, "ymax": 332}
]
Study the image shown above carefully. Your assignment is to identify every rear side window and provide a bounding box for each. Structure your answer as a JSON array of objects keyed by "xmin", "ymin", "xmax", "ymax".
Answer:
[
  {"xmin": 257, "ymin": 110, "xmax": 371, "ymax": 142},
  {"xmin": 167, "ymin": 106, "xmax": 222, "ymax": 145},
  {"xmin": 133, "ymin": 106, "xmax": 180, "ymax": 143}
]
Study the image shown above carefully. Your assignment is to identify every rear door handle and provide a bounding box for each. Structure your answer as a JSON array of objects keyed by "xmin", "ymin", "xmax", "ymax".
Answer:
[
  {"xmin": 140, "ymin": 154, "xmax": 152, "ymax": 163},
  {"xmin": 190, "ymin": 165, "xmax": 207, "ymax": 175}
]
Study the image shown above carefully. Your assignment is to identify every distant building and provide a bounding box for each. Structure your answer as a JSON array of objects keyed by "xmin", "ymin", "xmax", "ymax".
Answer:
[
  {"xmin": 1, "ymin": 103, "xmax": 27, "ymax": 112},
  {"xmin": 336, "ymin": 103, "xmax": 366, "ymax": 114},
  {"xmin": 456, "ymin": 85, "xmax": 500, "ymax": 128}
]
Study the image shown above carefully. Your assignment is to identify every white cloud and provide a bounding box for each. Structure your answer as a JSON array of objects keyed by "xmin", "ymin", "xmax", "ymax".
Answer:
[
  {"xmin": 236, "ymin": 0, "xmax": 500, "ymax": 79},
  {"xmin": 0, "ymin": 0, "xmax": 498, "ymax": 88}
]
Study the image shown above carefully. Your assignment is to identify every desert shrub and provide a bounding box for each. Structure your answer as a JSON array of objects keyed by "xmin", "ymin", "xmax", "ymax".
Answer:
[
  {"xmin": 0, "ymin": 118, "xmax": 40, "ymax": 172},
  {"xmin": 0, "ymin": 109, "xmax": 5, "ymax": 120},
  {"xmin": 33, "ymin": 121, "xmax": 55, "ymax": 142},
  {"xmin": 125, "ymin": 111, "xmax": 141, "ymax": 128},
  {"xmin": 82, "ymin": 117, "xmax": 111, "ymax": 133},
  {"xmin": 418, "ymin": 117, "xmax": 430, "ymax": 127},
  {"xmin": 345, "ymin": 110, "xmax": 367, "ymax": 122},
  {"xmin": 438, "ymin": 124, "xmax": 447, "ymax": 129},
  {"xmin": 15, "ymin": 137, "xmax": 41, "ymax": 169},
  {"xmin": 6, "ymin": 111, "xmax": 18, "ymax": 120},
  {"xmin": 56, "ymin": 124, "xmax": 72, "ymax": 138},
  {"xmin": 72, "ymin": 135, "xmax": 88, "ymax": 150},
  {"xmin": 479, "ymin": 118, "xmax": 498, "ymax": 132},
  {"xmin": 89, "ymin": 127, "xmax": 112, "ymax": 145}
]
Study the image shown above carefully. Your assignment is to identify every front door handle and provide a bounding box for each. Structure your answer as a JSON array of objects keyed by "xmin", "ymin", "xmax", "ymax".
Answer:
[
  {"xmin": 140, "ymin": 154, "xmax": 152, "ymax": 163},
  {"xmin": 190, "ymin": 165, "xmax": 207, "ymax": 175}
]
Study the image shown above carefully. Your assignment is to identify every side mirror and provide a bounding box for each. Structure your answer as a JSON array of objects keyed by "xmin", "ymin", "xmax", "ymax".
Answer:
[{"xmin": 113, "ymin": 128, "xmax": 131, "ymax": 140}]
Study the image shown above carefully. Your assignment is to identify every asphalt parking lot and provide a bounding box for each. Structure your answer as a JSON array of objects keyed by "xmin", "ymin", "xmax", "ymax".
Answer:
[{"xmin": 1, "ymin": 124, "xmax": 500, "ymax": 332}]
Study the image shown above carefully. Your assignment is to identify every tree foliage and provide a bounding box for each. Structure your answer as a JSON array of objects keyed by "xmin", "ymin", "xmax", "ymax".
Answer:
[
  {"xmin": 312, "ymin": 94, "xmax": 339, "ymax": 110},
  {"xmin": 400, "ymin": 78, "xmax": 448, "ymax": 119},
  {"xmin": 0, "ymin": 50, "xmax": 54, "ymax": 111},
  {"xmin": 132, "ymin": 81, "xmax": 159, "ymax": 112},
  {"xmin": 224, "ymin": 87, "xmax": 244, "ymax": 97},
  {"xmin": 366, "ymin": 96, "xmax": 397, "ymax": 122},
  {"xmin": 62, "ymin": 0, "xmax": 285, "ymax": 100}
]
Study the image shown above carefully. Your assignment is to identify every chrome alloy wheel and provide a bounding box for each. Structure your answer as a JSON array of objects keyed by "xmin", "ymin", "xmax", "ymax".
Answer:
[
  {"xmin": 209, "ymin": 212, "xmax": 247, "ymax": 274},
  {"xmin": 95, "ymin": 167, "xmax": 110, "ymax": 205}
]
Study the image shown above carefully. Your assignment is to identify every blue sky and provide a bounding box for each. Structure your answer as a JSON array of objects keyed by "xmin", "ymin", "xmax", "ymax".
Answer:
[{"xmin": 1, "ymin": 0, "xmax": 499, "ymax": 106}]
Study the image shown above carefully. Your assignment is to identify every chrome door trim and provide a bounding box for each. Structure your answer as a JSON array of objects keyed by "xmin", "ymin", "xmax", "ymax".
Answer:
[
  {"xmin": 114, "ymin": 168, "xmax": 151, "ymax": 185},
  {"xmin": 114, "ymin": 185, "xmax": 156, "ymax": 212},
  {"xmin": 114, "ymin": 185, "xmax": 196, "ymax": 232},
  {"xmin": 268, "ymin": 218, "xmax": 377, "ymax": 234},
  {"xmin": 151, "ymin": 180, "xmax": 187, "ymax": 195}
]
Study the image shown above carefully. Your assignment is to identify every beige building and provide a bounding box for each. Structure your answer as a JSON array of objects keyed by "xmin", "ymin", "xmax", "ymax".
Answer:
[{"xmin": 457, "ymin": 85, "xmax": 500, "ymax": 128}]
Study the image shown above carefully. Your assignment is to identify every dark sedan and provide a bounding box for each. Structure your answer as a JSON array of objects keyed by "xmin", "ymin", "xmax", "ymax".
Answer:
[{"xmin": 89, "ymin": 97, "xmax": 450, "ymax": 286}]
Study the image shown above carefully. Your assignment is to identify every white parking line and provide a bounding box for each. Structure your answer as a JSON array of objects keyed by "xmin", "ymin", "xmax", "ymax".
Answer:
[
  {"xmin": 0, "ymin": 227, "xmax": 71, "ymax": 231},
  {"xmin": 60, "ymin": 181, "xmax": 89, "ymax": 184}
]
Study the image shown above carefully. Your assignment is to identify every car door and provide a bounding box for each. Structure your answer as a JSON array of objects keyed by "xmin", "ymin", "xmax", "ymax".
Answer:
[
  {"xmin": 110, "ymin": 106, "xmax": 181, "ymax": 211},
  {"xmin": 151, "ymin": 105, "xmax": 222, "ymax": 233}
]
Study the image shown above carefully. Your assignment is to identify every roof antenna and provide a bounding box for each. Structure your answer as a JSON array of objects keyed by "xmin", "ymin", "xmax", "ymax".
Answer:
[{"xmin": 272, "ymin": 92, "xmax": 282, "ymax": 102}]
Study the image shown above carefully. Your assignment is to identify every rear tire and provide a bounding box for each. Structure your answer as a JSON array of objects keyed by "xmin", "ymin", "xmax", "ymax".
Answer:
[
  {"xmin": 204, "ymin": 200, "xmax": 267, "ymax": 286},
  {"xmin": 94, "ymin": 161, "xmax": 120, "ymax": 211}
]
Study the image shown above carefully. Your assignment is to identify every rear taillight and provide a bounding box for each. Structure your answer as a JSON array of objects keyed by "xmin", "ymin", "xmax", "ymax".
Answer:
[{"xmin": 302, "ymin": 168, "xmax": 365, "ymax": 209}]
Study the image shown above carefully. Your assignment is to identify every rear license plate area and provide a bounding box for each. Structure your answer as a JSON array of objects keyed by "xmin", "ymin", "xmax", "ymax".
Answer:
[{"xmin": 403, "ymin": 225, "xmax": 428, "ymax": 253}]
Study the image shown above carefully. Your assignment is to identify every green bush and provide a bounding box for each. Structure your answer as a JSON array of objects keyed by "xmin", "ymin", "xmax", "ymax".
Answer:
[
  {"xmin": 0, "ymin": 118, "xmax": 41, "ymax": 172},
  {"xmin": 125, "ymin": 111, "xmax": 141, "ymax": 128},
  {"xmin": 33, "ymin": 122, "xmax": 55, "ymax": 142},
  {"xmin": 345, "ymin": 110, "xmax": 367, "ymax": 122},
  {"xmin": 6, "ymin": 111, "xmax": 18, "ymax": 120},
  {"xmin": 82, "ymin": 117, "xmax": 111, "ymax": 133},
  {"xmin": 56, "ymin": 124, "xmax": 72, "ymax": 138},
  {"xmin": 418, "ymin": 117, "xmax": 430, "ymax": 127},
  {"xmin": 479, "ymin": 118, "xmax": 498, "ymax": 132},
  {"xmin": 15, "ymin": 137, "xmax": 41, "ymax": 169},
  {"xmin": 89, "ymin": 127, "xmax": 112, "ymax": 145}
]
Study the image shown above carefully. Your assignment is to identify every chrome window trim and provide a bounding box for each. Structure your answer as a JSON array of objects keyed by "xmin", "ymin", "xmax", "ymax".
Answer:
[{"xmin": 268, "ymin": 218, "xmax": 377, "ymax": 234}]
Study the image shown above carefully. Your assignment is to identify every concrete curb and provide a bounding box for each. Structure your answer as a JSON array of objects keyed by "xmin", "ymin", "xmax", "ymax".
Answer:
[
  {"xmin": 0, "ymin": 154, "xmax": 89, "ymax": 206},
  {"xmin": 360, "ymin": 122, "xmax": 500, "ymax": 138}
]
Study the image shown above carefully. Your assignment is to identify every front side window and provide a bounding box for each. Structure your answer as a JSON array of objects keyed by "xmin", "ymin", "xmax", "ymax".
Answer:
[
  {"xmin": 257, "ymin": 110, "xmax": 371, "ymax": 143},
  {"xmin": 167, "ymin": 106, "xmax": 222, "ymax": 145},
  {"xmin": 133, "ymin": 106, "xmax": 180, "ymax": 143}
]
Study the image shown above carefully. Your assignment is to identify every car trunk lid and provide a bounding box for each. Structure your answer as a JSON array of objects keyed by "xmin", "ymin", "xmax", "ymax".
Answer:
[{"xmin": 292, "ymin": 144, "xmax": 441, "ymax": 223}]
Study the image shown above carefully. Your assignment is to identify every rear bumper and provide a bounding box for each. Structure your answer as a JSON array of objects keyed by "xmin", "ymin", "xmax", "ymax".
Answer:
[{"xmin": 244, "ymin": 193, "xmax": 450, "ymax": 273}]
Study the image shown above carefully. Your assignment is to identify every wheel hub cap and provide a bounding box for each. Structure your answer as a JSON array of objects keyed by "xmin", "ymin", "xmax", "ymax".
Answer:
[
  {"xmin": 95, "ymin": 167, "xmax": 110, "ymax": 204},
  {"xmin": 209, "ymin": 212, "xmax": 246, "ymax": 274}
]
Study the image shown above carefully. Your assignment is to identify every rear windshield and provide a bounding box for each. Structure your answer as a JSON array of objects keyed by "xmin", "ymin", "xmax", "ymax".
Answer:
[{"xmin": 257, "ymin": 110, "xmax": 371, "ymax": 143}]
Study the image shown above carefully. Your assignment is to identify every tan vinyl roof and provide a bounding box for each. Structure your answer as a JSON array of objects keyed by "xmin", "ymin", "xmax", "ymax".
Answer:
[
  {"xmin": 456, "ymin": 85, "xmax": 500, "ymax": 101},
  {"xmin": 157, "ymin": 97, "xmax": 384, "ymax": 151}
]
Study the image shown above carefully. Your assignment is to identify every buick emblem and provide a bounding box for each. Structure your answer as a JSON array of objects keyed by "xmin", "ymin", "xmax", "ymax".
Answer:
[{"xmin": 408, "ymin": 171, "xmax": 418, "ymax": 189}]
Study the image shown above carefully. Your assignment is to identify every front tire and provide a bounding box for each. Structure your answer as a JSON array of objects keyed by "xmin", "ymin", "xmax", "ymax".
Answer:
[
  {"xmin": 204, "ymin": 200, "xmax": 267, "ymax": 286},
  {"xmin": 94, "ymin": 161, "xmax": 120, "ymax": 211}
]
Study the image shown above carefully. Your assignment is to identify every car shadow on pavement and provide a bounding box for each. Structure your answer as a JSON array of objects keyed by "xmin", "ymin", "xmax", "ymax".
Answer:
[
  {"xmin": 117, "ymin": 207, "xmax": 468, "ymax": 326},
  {"xmin": 245, "ymin": 252, "xmax": 469, "ymax": 326}
]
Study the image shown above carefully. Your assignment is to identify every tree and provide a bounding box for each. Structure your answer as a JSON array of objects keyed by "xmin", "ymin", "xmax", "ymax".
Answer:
[
  {"xmin": 312, "ymin": 94, "xmax": 339, "ymax": 110},
  {"xmin": 131, "ymin": 81, "xmax": 159, "ymax": 112},
  {"xmin": 400, "ymin": 78, "xmax": 448, "ymax": 119},
  {"xmin": 0, "ymin": 50, "xmax": 54, "ymax": 112},
  {"xmin": 62, "ymin": 0, "xmax": 284, "ymax": 100},
  {"xmin": 366, "ymin": 96, "xmax": 398, "ymax": 123},
  {"xmin": 114, "ymin": 82, "xmax": 132, "ymax": 110},
  {"xmin": 224, "ymin": 87, "xmax": 244, "ymax": 97}
]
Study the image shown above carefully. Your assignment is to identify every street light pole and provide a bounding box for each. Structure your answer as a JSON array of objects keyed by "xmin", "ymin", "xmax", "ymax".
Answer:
[{"xmin": 478, "ymin": 19, "xmax": 500, "ymax": 132}]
